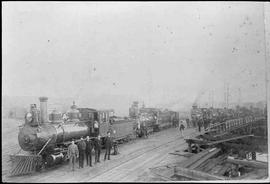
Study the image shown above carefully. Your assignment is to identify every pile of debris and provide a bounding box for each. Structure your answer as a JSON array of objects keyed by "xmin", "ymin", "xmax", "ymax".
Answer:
[{"xmin": 150, "ymin": 117, "xmax": 268, "ymax": 181}]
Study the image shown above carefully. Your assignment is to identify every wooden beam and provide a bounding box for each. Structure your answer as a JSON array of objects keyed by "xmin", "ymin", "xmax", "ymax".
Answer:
[
  {"xmin": 226, "ymin": 158, "xmax": 268, "ymax": 169},
  {"xmin": 169, "ymin": 152, "xmax": 195, "ymax": 158},
  {"xmin": 149, "ymin": 166, "xmax": 178, "ymax": 181},
  {"xmin": 188, "ymin": 148, "xmax": 221, "ymax": 170},
  {"xmin": 207, "ymin": 134, "xmax": 254, "ymax": 145},
  {"xmin": 179, "ymin": 148, "xmax": 212, "ymax": 168},
  {"xmin": 222, "ymin": 142, "xmax": 260, "ymax": 152},
  {"xmin": 174, "ymin": 166, "xmax": 229, "ymax": 180},
  {"xmin": 203, "ymin": 159, "xmax": 221, "ymax": 173},
  {"xmin": 216, "ymin": 163, "xmax": 231, "ymax": 176},
  {"xmin": 185, "ymin": 138, "xmax": 207, "ymax": 145}
]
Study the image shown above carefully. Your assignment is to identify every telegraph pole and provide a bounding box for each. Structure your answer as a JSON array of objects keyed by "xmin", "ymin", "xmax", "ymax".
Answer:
[
  {"xmin": 224, "ymin": 82, "xmax": 227, "ymax": 108},
  {"xmin": 208, "ymin": 92, "xmax": 211, "ymax": 108},
  {"xmin": 226, "ymin": 83, "xmax": 230, "ymax": 109},
  {"xmin": 212, "ymin": 90, "xmax": 214, "ymax": 108},
  {"xmin": 238, "ymin": 88, "xmax": 242, "ymax": 106}
]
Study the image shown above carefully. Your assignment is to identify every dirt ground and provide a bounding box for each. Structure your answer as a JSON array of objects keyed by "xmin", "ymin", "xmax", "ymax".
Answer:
[
  {"xmin": 2, "ymin": 118, "xmax": 27, "ymax": 180},
  {"xmin": 2, "ymin": 118, "xmax": 196, "ymax": 182}
]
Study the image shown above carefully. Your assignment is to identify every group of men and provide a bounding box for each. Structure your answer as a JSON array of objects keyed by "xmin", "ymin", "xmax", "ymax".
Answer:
[{"xmin": 67, "ymin": 131, "xmax": 114, "ymax": 171}]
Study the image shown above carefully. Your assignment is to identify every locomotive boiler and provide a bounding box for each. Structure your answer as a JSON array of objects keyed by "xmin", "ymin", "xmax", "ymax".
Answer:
[
  {"xmin": 11, "ymin": 97, "xmax": 105, "ymax": 176},
  {"xmin": 17, "ymin": 97, "xmax": 94, "ymax": 170},
  {"xmin": 19, "ymin": 99, "xmax": 91, "ymax": 152},
  {"xmin": 12, "ymin": 97, "xmax": 137, "ymax": 176}
]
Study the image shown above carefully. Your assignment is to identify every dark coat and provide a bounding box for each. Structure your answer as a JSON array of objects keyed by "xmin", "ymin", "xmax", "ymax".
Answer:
[
  {"xmin": 85, "ymin": 140, "xmax": 93, "ymax": 153},
  {"xmin": 94, "ymin": 138, "xmax": 102, "ymax": 151},
  {"xmin": 180, "ymin": 124, "xmax": 185, "ymax": 130},
  {"xmin": 77, "ymin": 140, "xmax": 86, "ymax": 152},
  {"xmin": 104, "ymin": 136, "xmax": 113, "ymax": 149}
]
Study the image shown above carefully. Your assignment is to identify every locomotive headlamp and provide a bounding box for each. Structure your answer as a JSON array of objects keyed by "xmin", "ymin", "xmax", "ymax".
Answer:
[{"xmin": 25, "ymin": 112, "xmax": 33, "ymax": 123}]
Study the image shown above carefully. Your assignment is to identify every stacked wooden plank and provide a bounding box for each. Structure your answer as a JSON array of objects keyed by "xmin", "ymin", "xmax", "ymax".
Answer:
[
  {"xmin": 188, "ymin": 148, "xmax": 221, "ymax": 169},
  {"xmin": 172, "ymin": 148, "xmax": 231, "ymax": 180},
  {"xmin": 226, "ymin": 158, "xmax": 268, "ymax": 169},
  {"xmin": 173, "ymin": 166, "xmax": 228, "ymax": 180},
  {"xmin": 178, "ymin": 148, "xmax": 220, "ymax": 169},
  {"xmin": 169, "ymin": 151, "xmax": 195, "ymax": 158}
]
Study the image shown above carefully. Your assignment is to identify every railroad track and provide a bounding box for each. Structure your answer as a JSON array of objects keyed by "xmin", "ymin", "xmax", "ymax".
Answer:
[
  {"xmin": 87, "ymin": 128, "xmax": 198, "ymax": 182},
  {"xmin": 5, "ymin": 128, "xmax": 198, "ymax": 182}
]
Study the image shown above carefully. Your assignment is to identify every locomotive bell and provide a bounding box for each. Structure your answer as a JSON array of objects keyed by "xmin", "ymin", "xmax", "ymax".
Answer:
[{"xmin": 67, "ymin": 101, "xmax": 80, "ymax": 121}]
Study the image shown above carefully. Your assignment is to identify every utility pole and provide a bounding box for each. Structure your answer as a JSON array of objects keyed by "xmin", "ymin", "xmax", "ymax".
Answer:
[
  {"xmin": 224, "ymin": 82, "xmax": 227, "ymax": 108},
  {"xmin": 212, "ymin": 90, "xmax": 214, "ymax": 108},
  {"xmin": 224, "ymin": 82, "xmax": 230, "ymax": 108},
  {"xmin": 238, "ymin": 88, "xmax": 242, "ymax": 106},
  {"xmin": 226, "ymin": 83, "xmax": 230, "ymax": 109},
  {"xmin": 208, "ymin": 92, "xmax": 211, "ymax": 108}
]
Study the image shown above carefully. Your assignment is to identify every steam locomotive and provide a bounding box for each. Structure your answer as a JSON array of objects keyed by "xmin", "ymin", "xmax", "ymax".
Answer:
[
  {"xmin": 129, "ymin": 102, "xmax": 179, "ymax": 136},
  {"xmin": 15, "ymin": 97, "xmax": 136, "ymax": 174},
  {"xmin": 12, "ymin": 97, "xmax": 178, "ymax": 176}
]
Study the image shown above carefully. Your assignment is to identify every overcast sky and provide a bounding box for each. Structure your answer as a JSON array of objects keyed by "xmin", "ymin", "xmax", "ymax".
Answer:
[{"xmin": 2, "ymin": 2, "xmax": 268, "ymax": 114}]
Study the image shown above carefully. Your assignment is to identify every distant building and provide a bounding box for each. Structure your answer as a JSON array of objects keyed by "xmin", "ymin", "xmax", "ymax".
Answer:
[
  {"xmin": 7, "ymin": 107, "xmax": 27, "ymax": 119},
  {"xmin": 129, "ymin": 101, "xmax": 140, "ymax": 118}
]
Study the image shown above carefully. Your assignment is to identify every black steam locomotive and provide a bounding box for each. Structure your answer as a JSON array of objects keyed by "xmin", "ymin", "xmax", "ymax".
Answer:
[
  {"xmin": 129, "ymin": 101, "xmax": 179, "ymax": 136},
  {"xmin": 11, "ymin": 97, "xmax": 179, "ymax": 176}
]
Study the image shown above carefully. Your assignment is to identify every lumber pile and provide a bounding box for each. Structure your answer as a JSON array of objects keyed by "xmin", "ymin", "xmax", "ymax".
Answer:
[
  {"xmin": 226, "ymin": 158, "xmax": 268, "ymax": 169},
  {"xmin": 178, "ymin": 148, "xmax": 221, "ymax": 169},
  {"xmin": 188, "ymin": 148, "xmax": 221, "ymax": 169},
  {"xmin": 172, "ymin": 147, "xmax": 231, "ymax": 180},
  {"xmin": 173, "ymin": 166, "xmax": 228, "ymax": 180},
  {"xmin": 195, "ymin": 154, "xmax": 227, "ymax": 173}
]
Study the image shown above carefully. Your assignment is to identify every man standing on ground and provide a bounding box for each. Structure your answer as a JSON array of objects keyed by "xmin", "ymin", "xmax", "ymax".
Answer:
[
  {"xmin": 94, "ymin": 135, "xmax": 101, "ymax": 163},
  {"xmin": 67, "ymin": 139, "xmax": 79, "ymax": 171},
  {"xmin": 179, "ymin": 121, "xmax": 185, "ymax": 137},
  {"xmin": 104, "ymin": 131, "xmax": 112, "ymax": 161},
  {"xmin": 85, "ymin": 136, "xmax": 93, "ymax": 167},
  {"xmin": 198, "ymin": 119, "xmax": 202, "ymax": 132},
  {"xmin": 94, "ymin": 120, "xmax": 99, "ymax": 137},
  {"xmin": 186, "ymin": 118, "xmax": 190, "ymax": 128},
  {"xmin": 77, "ymin": 137, "xmax": 86, "ymax": 168}
]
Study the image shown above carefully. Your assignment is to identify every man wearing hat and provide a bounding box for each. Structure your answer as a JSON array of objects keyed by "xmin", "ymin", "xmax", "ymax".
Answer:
[
  {"xmin": 94, "ymin": 120, "xmax": 99, "ymax": 137},
  {"xmin": 85, "ymin": 136, "xmax": 93, "ymax": 167},
  {"xmin": 67, "ymin": 139, "xmax": 79, "ymax": 171},
  {"xmin": 94, "ymin": 135, "xmax": 102, "ymax": 163},
  {"xmin": 77, "ymin": 137, "xmax": 86, "ymax": 168},
  {"xmin": 104, "ymin": 131, "xmax": 113, "ymax": 161}
]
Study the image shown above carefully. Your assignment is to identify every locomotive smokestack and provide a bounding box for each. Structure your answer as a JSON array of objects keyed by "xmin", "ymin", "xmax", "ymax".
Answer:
[{"xmin": 39, "ymin": 97, "xmax": 48, "ymax": 123}]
